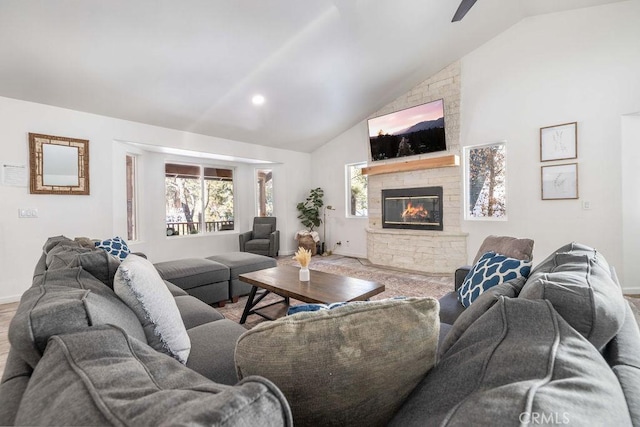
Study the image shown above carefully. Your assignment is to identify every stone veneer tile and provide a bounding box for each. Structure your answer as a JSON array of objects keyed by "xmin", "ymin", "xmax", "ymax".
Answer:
[{"xmin": 366, "ymin": 61, "xmax": 467, "ymax": 273}]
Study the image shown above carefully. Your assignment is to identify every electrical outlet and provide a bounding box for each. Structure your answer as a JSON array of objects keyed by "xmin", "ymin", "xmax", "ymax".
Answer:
[
  {"xmin": 336, "ymin": 241, "xmax": 342, "ymax": 246},
  {"xmin": 345, "ymin": 240, "xmax": 350, "ymax": 247},
  {"xmin": 582, "ymin": 201, "xmax": 592, "ymax": 210}
]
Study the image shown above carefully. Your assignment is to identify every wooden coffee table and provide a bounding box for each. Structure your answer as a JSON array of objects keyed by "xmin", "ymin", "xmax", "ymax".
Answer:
[{"xmin": 238, "ymin": 264, "xmax": 385, "ymax": 324}]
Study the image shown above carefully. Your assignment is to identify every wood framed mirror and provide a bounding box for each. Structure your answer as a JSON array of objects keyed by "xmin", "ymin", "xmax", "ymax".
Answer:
[{"xmin": 29, "ymin": 133, "xmax": 90, "ymax": 195}]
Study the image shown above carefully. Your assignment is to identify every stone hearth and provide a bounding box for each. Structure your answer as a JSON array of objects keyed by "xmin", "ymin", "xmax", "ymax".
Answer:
[{"xmin": 365, "ymin": 62, "xmax": 467, "ymax": 273}]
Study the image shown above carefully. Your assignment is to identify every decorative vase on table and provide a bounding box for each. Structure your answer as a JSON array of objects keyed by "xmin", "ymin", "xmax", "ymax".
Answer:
[{"xmin": 299, "ymin": 267, "xmax": 310, "ymax": 282}]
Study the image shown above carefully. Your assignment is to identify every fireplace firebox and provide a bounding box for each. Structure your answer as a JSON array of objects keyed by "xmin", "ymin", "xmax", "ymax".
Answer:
[{"xmin": 382, "ymin": 187, "xmax": 443, "ymax": 231}]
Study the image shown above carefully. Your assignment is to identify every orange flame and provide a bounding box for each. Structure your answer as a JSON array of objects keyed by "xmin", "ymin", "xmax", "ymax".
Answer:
[{"xmin": 402, "ymin": 202, "xmax": 429, "ymax": 220}]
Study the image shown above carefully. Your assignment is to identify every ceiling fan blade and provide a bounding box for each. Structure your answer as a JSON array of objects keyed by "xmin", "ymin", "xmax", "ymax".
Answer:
[{"xmin": 452, "ymin": 0, "xmax": 478, "ymax": 22}]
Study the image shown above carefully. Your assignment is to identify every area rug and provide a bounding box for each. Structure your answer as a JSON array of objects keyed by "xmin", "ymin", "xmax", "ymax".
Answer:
[
  {"xmin": 216, "ymin": 254, "xmax": 453, "ymax": 329},
  {"xmin": 217, "ymin": 254, "xmax": 640, "ymax": 330}
]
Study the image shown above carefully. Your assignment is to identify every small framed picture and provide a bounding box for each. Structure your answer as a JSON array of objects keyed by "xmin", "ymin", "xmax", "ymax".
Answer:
[
  {"xmin": 540, "ymin": 122, "xmax": 577, "ymax": 162},
  {"xmin": 541, "ymin": 163, "xmax": 578, "ymax": 200}
]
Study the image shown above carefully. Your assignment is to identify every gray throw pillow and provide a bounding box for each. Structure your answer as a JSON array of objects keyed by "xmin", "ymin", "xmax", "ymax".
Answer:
[
  {"xmin": 473, "ymin": 235, "xmax": 534, "ymax": 264},
  {"xmin": 71, "ymin": 250, "xmax": 121, "ymax": 288},
  {"xmin": 114, "ymin": 255, "xmax": 191, "ymax": 364},
  {"xmin": 235, "ymin": 297, "xmax": 440, "ymax": 427},
  {"xmin": 15, "ymin": 325, "xmax": 292, "ymax": 426},
  {"xmin": 520, "ymin": 243, "xmax": 625, "ymax": 350},
  {"xmin": 253, "ymin": 223, "xmax": 273, "ymax": 239},
  {"xmin": 391, "ymin": 298, "xmax": 632, "ymax": 426}
]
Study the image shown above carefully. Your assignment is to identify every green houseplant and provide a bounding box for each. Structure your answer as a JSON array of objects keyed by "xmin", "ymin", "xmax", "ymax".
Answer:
[{"xmin": 296, "ymin": 187, "xmax": 324, "ymax": 231}]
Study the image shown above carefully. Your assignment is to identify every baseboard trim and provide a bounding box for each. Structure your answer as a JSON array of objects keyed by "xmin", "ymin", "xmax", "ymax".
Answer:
[
  {"xmin": 623, "ymin": 287, "xmax": 640, "ymax": 296},
  {"xmin": 0, "ymin": 295, "xmax": 21, "ymax": 305},
  {"xmin": 333, "ymin": 249, "xmax": 367, "ymax": 259}
]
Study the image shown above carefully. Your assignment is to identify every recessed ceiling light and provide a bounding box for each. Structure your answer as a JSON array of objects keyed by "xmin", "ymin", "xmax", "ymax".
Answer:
[{"xmin": 252, "ymin": 94, "xmax": 265, "ymax": 106}]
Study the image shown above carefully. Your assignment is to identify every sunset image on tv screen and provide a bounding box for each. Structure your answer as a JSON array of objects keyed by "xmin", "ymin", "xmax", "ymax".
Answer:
[{"xmin": 368, "ymin": 99, "xmax": 445, "ymax": 161}]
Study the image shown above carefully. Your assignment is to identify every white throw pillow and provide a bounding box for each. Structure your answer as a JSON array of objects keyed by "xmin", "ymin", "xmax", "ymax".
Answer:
[{"xmin": 114, "ymin": 255, "xmax": 190, "ymax": 364}]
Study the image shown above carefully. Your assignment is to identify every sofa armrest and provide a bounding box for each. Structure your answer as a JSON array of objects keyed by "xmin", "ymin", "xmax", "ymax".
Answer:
[
  {"xmin": 238, "ymin": 231, "xmax": 253, "ymax": 252},
  {"xmin": 454, "ymin": 266, "xmax": 471, "ymax": 291}
]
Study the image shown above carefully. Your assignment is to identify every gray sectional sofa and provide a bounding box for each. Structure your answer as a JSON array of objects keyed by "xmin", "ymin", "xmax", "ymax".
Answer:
[
  {"xmin": 1, "ymin": 237, "xmax": 639, "ymax": 426},
  {"xmin": 396, "ymin": 242, "xmax": 640, "ymax": 426},
  {"xmin": 0, "ymin": 236, "xmax": 292, "ymax": 426}
]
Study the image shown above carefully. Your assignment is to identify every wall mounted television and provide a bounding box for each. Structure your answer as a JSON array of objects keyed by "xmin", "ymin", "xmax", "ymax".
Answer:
[{"xmin": 368, "ymin": 99, "xmax": 446, "ymax": 162}]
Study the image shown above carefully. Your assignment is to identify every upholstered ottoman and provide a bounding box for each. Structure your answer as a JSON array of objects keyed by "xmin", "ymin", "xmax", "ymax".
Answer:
[
  {"xmin": 154, "ymin": 258, "xmax": 230, "ymax": 306},
  {"xmin": 206, "ymin": 252, "xmax": 277, "ymax": 302}
]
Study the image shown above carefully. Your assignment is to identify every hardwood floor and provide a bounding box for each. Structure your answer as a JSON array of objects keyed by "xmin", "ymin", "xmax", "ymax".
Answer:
[{"xmin": 0, "ymin": 302, "xmax": 19, "ymax": 376}]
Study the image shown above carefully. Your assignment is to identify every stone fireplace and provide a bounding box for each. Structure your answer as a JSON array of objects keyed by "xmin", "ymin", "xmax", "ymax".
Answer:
[
  {"xmin": 382, "ymin": 187, "xmax": 443, "ymax": 231},
  {"xmin": 365, "ymin": 61, "xmax": 467, "ymax": 274}
]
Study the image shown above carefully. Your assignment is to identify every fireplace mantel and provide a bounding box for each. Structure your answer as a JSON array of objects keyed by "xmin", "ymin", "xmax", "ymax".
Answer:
[{"xmin": 361, "ymin": 154, "xmax": 459, "ymax": 176}]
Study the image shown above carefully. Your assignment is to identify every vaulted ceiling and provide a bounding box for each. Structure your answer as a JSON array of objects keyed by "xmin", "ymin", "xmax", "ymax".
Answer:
[{"xmin": 0, "ymin": 0, "xmax": 624, "ymax": 152}]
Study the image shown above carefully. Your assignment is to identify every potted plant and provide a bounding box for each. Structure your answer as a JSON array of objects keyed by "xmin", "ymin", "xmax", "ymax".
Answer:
[{"xmin": 295, "ymin": 187, "xmax": 324, "ymax": 255}]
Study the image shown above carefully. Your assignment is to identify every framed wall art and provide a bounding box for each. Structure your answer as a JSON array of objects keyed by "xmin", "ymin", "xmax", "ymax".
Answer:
[
  {"xmin": 541, "ymin": 163, "xmax": 578, "ymax": 200},
  {"xmin": 29, "ymin": 133, "xmax": 90, "ymax": 195},
  {"xmin": 540, "ymin": 122, "xmax": 577, "ymax": 162}
]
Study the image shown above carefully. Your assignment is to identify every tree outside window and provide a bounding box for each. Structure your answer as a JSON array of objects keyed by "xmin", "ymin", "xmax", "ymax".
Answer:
[
  {"xmin": 256, "ymin": 169, "xmax": 274, "ymax": 217},
  {"xmin": 465, "ymin": 142, "xmax": 506, "ymax": 219},
  {"xmin": 165, "ymin": 164, "xmax": 234, "ymax": 236},
  {"xmin": 347, "ymin": 162, "xmax": 368, "ymax": 217}
]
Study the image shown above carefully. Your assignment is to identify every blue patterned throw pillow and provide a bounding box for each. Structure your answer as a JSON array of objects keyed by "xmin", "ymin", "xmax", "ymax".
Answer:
[
  {"xmin": 287, "ymin": 302, "xmax": 349, "ymax": 316},
  {"xmin": 95, "ymin": 236, "xmax": 130, "ymax": 260},
  {"xmin": 457, "ymin": 251, "xmax": 532, "ymax": 308}
]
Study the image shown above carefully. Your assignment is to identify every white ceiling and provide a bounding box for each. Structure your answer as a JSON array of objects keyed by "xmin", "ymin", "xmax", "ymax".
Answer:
[{"xmin": 0, "ymin": 0, "xmax": 624, "ymax": 153}]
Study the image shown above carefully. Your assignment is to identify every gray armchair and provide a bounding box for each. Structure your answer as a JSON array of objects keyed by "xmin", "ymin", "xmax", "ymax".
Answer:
[{"xmin": 239, "ymin": 217, "xmax": 280, "ymax": 258}]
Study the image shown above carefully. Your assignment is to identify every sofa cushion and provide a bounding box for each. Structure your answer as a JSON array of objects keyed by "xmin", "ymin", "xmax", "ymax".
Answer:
[
  {"xmin": 8, "ymin": 267, "xmax": 146, "ymax": 368},
  {"xmin": 42, "ymin": 235, "xmax": 73, "ymax": 254},
  {"xmin": 437, "ymin": 291, "xmax": 467, "ymax": 325},
  {"xmin": 235, "ymin": 297, "xmax": 440, "ymax": 427},
  {"xmin": 519, "ymin": 242, "xmax": 626, "ymax": 350},
  {"xmin": 114, "ymin": 255, "xmax": 191, "ymax": 364},
  {"xmin": 95, "ymin": 236, "xmax": 130, "ymax": 260},
  {"xmin": 45, "ymin": 243, "xmax": 93, "ymax": 269},
  {"xmin": 458, "ymin": 252, "xmax": 531, "ymax": 308},
  {"xmin": 0, "ymin": 349, "xmax": 33, "ymax": 426},
  {"xmin": 73, "ymin": 250, "xmax": 121, "ymax": 288},
  {"xmin": 473, "ymin": 235, "xmax": 534, "ymax": 264},
  {"xmin": 14, "ymin": 325, "xmax": 292, "ymax": 427},
  {"xmin": 390, "ymin": 298, "xmax": 632, "ymax": 426},
  {"xmin": 164, "ymin": 279, "xmax": 188, "ymax": 296},
  {"xmin": 253, "ymin": 223, "xmax": 273, "ymax": 239},
  {"xmin": 245, "ymin": 239, "xmax": 270, "ymax": 253},
  {"xmin": 440, "ymin": 276, "xmax": 527, "ymax": 357},
  {"xmin": 186, "ymin": 319, "xmax": 249, "ymax": 386},
  {"xmin": 174, "ymin": 295, "xmax": 224, "ymax": 329},
  {"xmin": 48, "ymin": 246, "xmax": 121, "ymax": 288},
  {"xmin": 603, "ymin": 303, "xmax": 640, "ymax": 426}
]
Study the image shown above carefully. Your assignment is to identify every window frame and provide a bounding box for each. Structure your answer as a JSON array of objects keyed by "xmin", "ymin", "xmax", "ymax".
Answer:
[
  {"xmin": 125, "ymin": 153, "xmax": 138, "ymax": 242},
  {"xmin": 255, "ymin": 168, "xmax": 274, "ymax": 217},
  {"xmin": 164, "ymin": 161, "xmax": 236, "ymax": 237},
  {"xmin": 463, "ymin": 141, "xmax": 508, "ymax": 221},
  {"xmin": 345, "ymin": 162, "xmax": 368, "ymax": 218}
]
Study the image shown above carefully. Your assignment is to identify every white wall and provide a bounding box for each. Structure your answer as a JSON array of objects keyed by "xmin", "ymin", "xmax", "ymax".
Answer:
[
  {"xmin": 460, "ymin": 1, "xmax": 640, "ymax": 289},
  {"xmin": 0, "ymin": 96, "xmax": 311, "ymax": 303},
  {"xmin": 311, "ymin": 124, "xmax": 369, "ymax": 258},
  {"xmin": 310, "ymin": 1, "xmax": 640, "ymax": 290}
]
